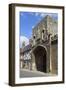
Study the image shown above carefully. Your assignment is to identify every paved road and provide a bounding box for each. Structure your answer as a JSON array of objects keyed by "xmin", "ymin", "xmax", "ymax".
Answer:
[{"xmin": 20, "ymin": 69, "xmax": 55, "ymax": 78}]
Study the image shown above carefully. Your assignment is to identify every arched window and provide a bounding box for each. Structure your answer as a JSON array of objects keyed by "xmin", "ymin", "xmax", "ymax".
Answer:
[
  {"xmin": 33, "ymin": 35, "xmax": 36, "ymax": 45},
  {"xmin": 42, "ymin": 30, "xmax": 44, "ymax": 33},
  {"xmin": 42, "ymin": 30, "xmax": 44, "ymax": 40},
  {"xmin": 33, "ymin": 35, "xmax": 35, "ymax": 39}
]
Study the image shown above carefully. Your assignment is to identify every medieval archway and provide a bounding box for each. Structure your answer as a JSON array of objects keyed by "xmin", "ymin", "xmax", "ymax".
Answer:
[{"xmin": 33, "ymin": 45, "xmax": 47, "ymax": 73}]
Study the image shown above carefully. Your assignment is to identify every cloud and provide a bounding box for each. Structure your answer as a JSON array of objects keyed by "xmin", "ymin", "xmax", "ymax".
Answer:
[
  {"xmin": 34, "ymin": 12, "xmax": 45, "ymax": 17},
  {"xmin": 32, "ymin": 25, "xmax": 34, "ymax": 29},
  {"xmin": 35, "ymin": 12, "xmax": 39, "ymax": 16},
  {"xmin": 44, "ymin": 13, "xmax": 53, "ymax": 17},
  {"xmin": 39, "ymin": 13, "xmax": 58, "ymax": 20},
  {"xmin": 29, "ymin": 12, "xmax": 34, "ymax": 15},
  {"xmin": 20, "ymin": 13, "xmax": 24, "ymax": 16},
  {"xmin": 20, "ymin": 36, "xmax": 29, "ymax": 48},
  {"xmin": 40, "ymin": 13, "xmax": 45, "ymax": 17}
]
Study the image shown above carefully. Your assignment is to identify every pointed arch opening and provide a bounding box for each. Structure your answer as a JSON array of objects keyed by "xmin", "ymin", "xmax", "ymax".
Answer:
[{"xmin": 33, "ymin": 45, "xmax": 47, "ymax": 73}]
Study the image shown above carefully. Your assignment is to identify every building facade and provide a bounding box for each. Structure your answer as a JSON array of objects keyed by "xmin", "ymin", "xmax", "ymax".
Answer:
[{"xmin": 20, "ymin": 45, "xmax": 32, "ymax": 70}]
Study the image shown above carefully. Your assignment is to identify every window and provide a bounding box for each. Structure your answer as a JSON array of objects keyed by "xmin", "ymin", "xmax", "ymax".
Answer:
[{"xmin": 42, "ymin": 30, "xmax": 44, "ymax": 33}]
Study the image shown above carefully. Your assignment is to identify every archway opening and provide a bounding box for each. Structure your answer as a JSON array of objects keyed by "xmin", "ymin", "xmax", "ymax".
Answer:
[{"xmin": 33, "ymin": 46, "xmax": 47, "ymax": 73}]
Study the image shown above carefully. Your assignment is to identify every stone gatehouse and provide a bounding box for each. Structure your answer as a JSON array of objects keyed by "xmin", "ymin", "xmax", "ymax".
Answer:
[{"xmin": 20, "ymin": 15, "xmax": 58, "ymax": 74}]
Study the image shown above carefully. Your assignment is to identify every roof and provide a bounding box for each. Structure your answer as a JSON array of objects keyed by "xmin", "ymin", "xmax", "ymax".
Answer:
[{"xmin": 20, "ymin": 44, "xmax": 31, "ymax": 53}]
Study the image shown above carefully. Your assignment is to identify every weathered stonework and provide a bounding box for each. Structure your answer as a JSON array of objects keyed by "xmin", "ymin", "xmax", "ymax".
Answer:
[
  {"xmin": 20, "ymin": 15, "xmax": 58, "ymax": 75},
  {"xmin": 51, "ymin": 40, "xmax": 58, "ymax": 74},
  {"xmin": 30, "ymin": 15, "xmax": 58, "ymax": 74}
]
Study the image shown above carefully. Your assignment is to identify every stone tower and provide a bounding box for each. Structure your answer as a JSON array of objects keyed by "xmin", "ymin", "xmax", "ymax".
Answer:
[{"xmin": 30, "ymin": 15, "xmax": 58, "ymax": 74}]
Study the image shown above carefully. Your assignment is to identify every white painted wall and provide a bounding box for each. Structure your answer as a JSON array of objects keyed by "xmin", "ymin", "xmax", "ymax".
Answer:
[
  {"xmin": 24, "ymin": 52, "xmax": 31, "ymax": 60},
  {"xmin": 0, "ymin": 0, "xmax": 66, "ymax": 90}
]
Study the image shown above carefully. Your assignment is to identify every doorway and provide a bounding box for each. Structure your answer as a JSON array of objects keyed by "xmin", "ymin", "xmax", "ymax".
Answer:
[{"xmin": 33, "ymin": 46, "xmax": 47, "ymax": 73}]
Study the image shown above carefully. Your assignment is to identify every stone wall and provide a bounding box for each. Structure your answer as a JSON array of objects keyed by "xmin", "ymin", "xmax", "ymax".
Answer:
[{"xmin": 51, "ymin": 42, "xmax": 58, "ymax": 74}]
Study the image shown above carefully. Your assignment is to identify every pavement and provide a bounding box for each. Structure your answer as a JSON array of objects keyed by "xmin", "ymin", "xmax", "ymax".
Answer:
[{"xmin": 20, "ymin": 69, "xmax": 56, "ymax": 78}]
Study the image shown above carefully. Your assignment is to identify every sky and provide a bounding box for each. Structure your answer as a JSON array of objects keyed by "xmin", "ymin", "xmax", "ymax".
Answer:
[{"xmin": 19, "ymin": 12, "xmax": 58, "ymax": 48}]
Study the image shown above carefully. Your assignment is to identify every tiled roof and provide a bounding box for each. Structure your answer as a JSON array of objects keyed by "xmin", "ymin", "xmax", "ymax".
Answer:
[{"xmin": 20, "ymin": 44, "xmax": 31, "ymax": 53}]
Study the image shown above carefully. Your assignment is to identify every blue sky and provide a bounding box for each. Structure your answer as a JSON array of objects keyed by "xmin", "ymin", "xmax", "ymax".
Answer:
[{"xmin": 20, "ymin": 12, "xmax": 58, "ymax": 39}]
